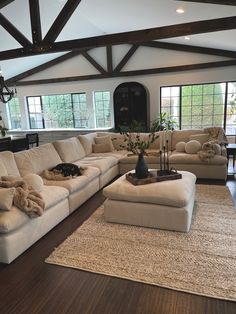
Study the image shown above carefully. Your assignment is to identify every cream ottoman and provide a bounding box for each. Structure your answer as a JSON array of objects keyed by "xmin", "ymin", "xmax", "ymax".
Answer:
[{"xmin": 103, "ymin": 171, "xmax": 196, "ymax": 232}]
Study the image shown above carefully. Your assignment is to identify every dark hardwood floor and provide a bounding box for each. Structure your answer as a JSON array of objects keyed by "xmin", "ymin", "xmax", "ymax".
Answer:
[{"xmin": 0, "ymin": 174, "xmax": 236, "ymax": 314}]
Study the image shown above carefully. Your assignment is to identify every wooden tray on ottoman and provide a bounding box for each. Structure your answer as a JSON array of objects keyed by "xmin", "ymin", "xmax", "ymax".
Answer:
[{"xmin": 126, "ymin": 170, "xmax": 182, "ymax": 185}]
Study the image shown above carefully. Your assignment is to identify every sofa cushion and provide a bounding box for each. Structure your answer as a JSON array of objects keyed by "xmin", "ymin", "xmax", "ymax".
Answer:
[
  {"xmin": 0, "ymin": 185, "xmax": 69, "ymax": 234},
  {"xmin": 14, "ymin": 143, "xmax": 62, "ymax": 176},
  {"xmin": 78, "ymin": 132, "xmax": 97, "ymax": 155},
  {"xmin": 185, "ymin": 140, "xmax": 202, "ymax": 154},
  {"xmin": 43, "ymin": 166, "xmax": 99, "ymax": 193},
  {"xmin": 41, "ymin": 185, "xmax": 69, "ymax": 209},
  {"xmin": 171, "ymin": 129, "xmax": 204, "ymax": 151},
  {"xmin": 89, "ymin": 150, "xmax": 128, "ymax": 159},
  {"xmin": 92, "ymin": 143, "xmax": 113, "ymax": 153},
  {"xmin": 119, "ymin": 152, "xmax": 161, "ymax": 164},
  {"xmin": 0, "ymin": 159, "xmax": 7, "ymax": 177},
  {"xmin": 54, "ymin": 137, "xmax": 86, "ymax": 162},
  {"xmin": 78, "ymin": 156, "xmax": 118, "ymax": 174},
  {"xmin": 0, "ymin": 151, "xmax": 21, "ymax": 176},
  {"xmin": 0, "ymin": 188, "xmax": 15, "ymax": 211},
  {"xmin": 0, "ymin": 205, "xmax": 29, "ymax": 233},
  {"xmin": 189, "ymin": 133, "xmax": 209, "ymax": 145},
  {"xmin": 169, "ymin": 151, "xmax": 227, "ymax": 165}
]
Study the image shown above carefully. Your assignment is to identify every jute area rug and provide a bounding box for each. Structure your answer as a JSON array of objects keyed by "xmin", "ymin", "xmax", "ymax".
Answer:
[{"xmin": 46, "ymin": 185, "xmax": 236, "ymax": 301}]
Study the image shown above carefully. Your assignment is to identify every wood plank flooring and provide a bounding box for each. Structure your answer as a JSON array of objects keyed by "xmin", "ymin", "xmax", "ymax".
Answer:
[{"xmin": 0, "ymin": 178, "xmax": 236, "ymax": 314}]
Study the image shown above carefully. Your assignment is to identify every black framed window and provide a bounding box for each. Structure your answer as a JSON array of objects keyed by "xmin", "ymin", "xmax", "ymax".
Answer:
[
  {"xmin": 161, "ymin": 81, "xmax": 235, "ymax": 135},
  {"xmin": 27, "ymin": 93, "xmax": 89, "ymax": 129}
]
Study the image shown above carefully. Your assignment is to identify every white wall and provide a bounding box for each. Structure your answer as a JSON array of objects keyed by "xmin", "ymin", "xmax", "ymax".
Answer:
[{"xmin": 1, "ymin": 45, "xmax": 236, "ymax": 130}]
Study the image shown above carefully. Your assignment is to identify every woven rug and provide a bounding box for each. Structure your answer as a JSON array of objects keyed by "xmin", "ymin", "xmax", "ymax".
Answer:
[{"xmin": 46, "ymin": 184, "xmax": 236, "ymax": 301}]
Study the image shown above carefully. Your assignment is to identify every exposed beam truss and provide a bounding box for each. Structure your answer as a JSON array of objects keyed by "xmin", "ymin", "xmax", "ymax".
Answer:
[
  {"xmin": 81, "ymin": 51, "xmax": 106, "ymax": 74},
  {"xmin": 0, "ymin": 0, "xmax": 15, "ymax": 10},
  {"xmin": 176, "ymin": 0, "xmax": 236, "ymax": 5},
  {"xmin": 1, "ymin": 16, "xmax": 236, "ymax": 61},
  {"xmin": 29, "ymin": 0, "xmax": 42, "ymax": 45},
  {"xmin": 43, "ymin": 0, "xmax": 82, "ymax": 44},
  {"xmin": 6, "ymin": 50, "xmax": 87, "ymax": 84},
  {"xmin": 0, "ymin": 12, "xmax": 32, "ymax": 47},
  {"xmin": 114, "ymin": 45, "xmax": 139, "ymax": 72},
  {"xmin": 106, "ymin": 46, "xmax": 113, "ymax": 73},
  {"xmin": 141, "ymin": 41, "xmax": 236, "ymax": 58},
  {"xmin": 9, "ymin": 59, "xmax": 236, "ymax": 87}
]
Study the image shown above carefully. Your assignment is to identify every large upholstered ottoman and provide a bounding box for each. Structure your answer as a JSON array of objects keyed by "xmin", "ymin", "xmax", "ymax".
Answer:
[{"xmin": 103, "ymin": 171, "xmax": 196, "ymax": 232}]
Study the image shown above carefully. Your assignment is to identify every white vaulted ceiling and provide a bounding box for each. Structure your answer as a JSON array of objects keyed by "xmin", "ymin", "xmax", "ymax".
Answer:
[{"xmin": 0, "ymin": 0, "xmax": 236, "ymax": 79}]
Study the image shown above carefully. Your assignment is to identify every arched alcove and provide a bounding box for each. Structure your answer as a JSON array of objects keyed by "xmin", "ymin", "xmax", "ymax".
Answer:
[{"xmin": 113, "ymin": 82, "xmax": 149, "ymax": 131}]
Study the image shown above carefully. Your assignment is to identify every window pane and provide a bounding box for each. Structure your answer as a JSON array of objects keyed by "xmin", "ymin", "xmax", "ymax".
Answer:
[
  {"xmin": 72, "ymin": 93, "xmax": 89, "ymax": 128},
  {"xmin": 7, "ymin": 97, "xmax": 21, "ymax": 129},
  {"xmin": 27, "ymin": 97, "xmax": 43, "ymax": 129},
  {"xmin": 161, "ymin": 82, "xmax": 226, "ymax": 131},
  {"xmin": 94, "ymin": 91, "xmax": 112, "ymax": 128},
  {"xmin": 226, "ymin": 81, "xmax": 236, "ymax": 135}
]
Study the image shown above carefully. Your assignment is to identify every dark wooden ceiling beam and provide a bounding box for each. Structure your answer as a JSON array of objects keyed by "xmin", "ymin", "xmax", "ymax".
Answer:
[
  {"xmin": 0, "ymin": 12, "xmax": 32, "ymax": 47},
  {"xmin": 49, "ymin": 16, "xmax": 236, "ymax": 53},
  {"xmin": 106, "ymin": 46, "xmax": 113, "ymax": 73},
  {"xmin": 43, "ymin": 0, "xmax": 82, "ymax": 44},
  {"xmin": 81, "ymin": 51, "xmax": 106, "ymax": 74},
  {"xmin": 29, "ymin": 0, "xmax": 42, "ymax": 45},
  {"xmin": 0, "ymin": 0, "xmax": 15, "ymax": 9},
  {"xmin": 114, "ymin": 45, "xmax": 139, "ymax": 72},
  {"xmin": 10, "ymin": 59, "xmax": 236, "ymax": 86},
  {"xmin": 6, "ymin": 50, "xmax": 86, "ymax": 84},
  {"xmin": 176, "ymin": 0, "xmax": 236, "ymax": 5},
  {"xmin": 141, "ymin": 41, "xmax": 236, "ymax": 58},
  {"xmin": 1, "ymin": 16, "xmax": 236, "ymax": 60}
]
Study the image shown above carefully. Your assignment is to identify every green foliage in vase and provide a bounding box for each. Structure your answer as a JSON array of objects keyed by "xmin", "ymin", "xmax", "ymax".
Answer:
[{"xmin": 118, "ymin": 120, "xmax": 159, "ymax": 155}]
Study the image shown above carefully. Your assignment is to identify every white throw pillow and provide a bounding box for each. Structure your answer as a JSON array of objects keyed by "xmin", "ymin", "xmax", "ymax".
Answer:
[
  {"xmin": 176, "ymin": 141, "xmax": 186, "ymax": 152},
  {"xmin": 23, "ymin": 174, "xmax": 44, "ymax": 192},
  {"xmin": 0, "ymin": 188, "xmax": 15, "ymax": 211},
  {"xmin": 185, "ymin": 140, "xmax": 202, "ymax": 154}
]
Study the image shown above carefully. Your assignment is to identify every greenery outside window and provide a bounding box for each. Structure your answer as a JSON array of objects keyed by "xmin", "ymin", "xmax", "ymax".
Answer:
[
  {"xmin": 161, "ymin": 81, "xmax": 235, "ymax": 135},
  {"xmin": 7, "ymin": 97, "xmax": 22, "ymax": 129},
  {"xmin": 27, "ymin": 93, "xmax": 89, "ymax": 129}
]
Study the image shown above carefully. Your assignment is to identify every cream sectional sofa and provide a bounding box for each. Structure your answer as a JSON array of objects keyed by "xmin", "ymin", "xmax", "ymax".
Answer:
[{"xmin": 0, "ymin": 129, "xmax": 227, "ymax": 263}]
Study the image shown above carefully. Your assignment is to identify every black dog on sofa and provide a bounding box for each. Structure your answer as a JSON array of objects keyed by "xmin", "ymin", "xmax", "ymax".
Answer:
[{"xmin": 50, "ymin": 163, "xmax": 82, "ymax": 177}]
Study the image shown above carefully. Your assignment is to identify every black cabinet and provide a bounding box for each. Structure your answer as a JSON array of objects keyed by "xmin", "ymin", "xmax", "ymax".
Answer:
[{"xmin": 113, "ymin": 82, "xmax": 149, "ymax": 131}]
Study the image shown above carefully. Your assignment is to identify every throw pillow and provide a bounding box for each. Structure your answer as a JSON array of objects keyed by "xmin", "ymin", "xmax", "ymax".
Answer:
[
  {"xmin": 175, "ymin": 141, "xmax": 186, "ymax": 152},
  {"xmin": 0, "ymin": 188, "xmax": 15, "ymax": 211},
  {"xmin": 189, "ymin": 133, "xmax": 209, "ymax": 145},
  {"xmin": 95, "ymin": 135, "xmax": 114, "ymax": 151},
  {"xmin": 185, "ymin": 140, "xmax": 202, "ymax": 154},
  {"xmin": 92, "ymin": 143, "xmax": 113, "ymax": 153},
  {"xmin": 23, "ymin": 174, "xmax": 44, "ymax": 192}
]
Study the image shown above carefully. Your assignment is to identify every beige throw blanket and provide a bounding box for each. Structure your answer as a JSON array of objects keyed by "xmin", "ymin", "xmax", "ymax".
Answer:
[
  {"xmin": 204, "ymin": 127, "xmax": 228, "ymax": 145},
  {"xmin": 0, "ymin": 180, "xmax": 45, "ymax": 217}
]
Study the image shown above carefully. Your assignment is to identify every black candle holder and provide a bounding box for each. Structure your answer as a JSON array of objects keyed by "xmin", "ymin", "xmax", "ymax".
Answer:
[{"xmin": 157, "ymin": 138, "xmax": 182, "ymax": 180}]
